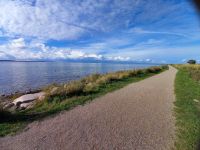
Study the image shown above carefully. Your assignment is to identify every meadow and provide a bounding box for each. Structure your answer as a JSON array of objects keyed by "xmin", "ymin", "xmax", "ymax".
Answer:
[{"xmin": 173, "ymin": 64, "xmax": 200, "ymax": 150}]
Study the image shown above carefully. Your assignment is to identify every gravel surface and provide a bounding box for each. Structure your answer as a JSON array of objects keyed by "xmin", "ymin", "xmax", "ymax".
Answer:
[{"xmin": 0, "ymin": 66, "xmax": 177, "ymax": 150}]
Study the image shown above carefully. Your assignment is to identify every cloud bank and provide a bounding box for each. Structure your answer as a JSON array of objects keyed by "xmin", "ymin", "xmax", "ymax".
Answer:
[{"xmin": 0, "ymin": 38, "xmax": 132, "ymax": 62}]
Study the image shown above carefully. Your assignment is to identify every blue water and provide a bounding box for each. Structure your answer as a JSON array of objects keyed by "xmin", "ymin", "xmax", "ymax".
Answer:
[{"xmin": 0, "ymin": 61, "xmax": 156, "ymax": 95}]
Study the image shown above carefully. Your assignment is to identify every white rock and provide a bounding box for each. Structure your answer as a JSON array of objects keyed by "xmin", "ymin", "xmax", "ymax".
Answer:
[
  {"xmin": 13, "ymin": 92, "xmax": 45, "ymax": 105},
  {"xmin": 20, "ymin": 101, "xmax": 35, "ymax": 109}
]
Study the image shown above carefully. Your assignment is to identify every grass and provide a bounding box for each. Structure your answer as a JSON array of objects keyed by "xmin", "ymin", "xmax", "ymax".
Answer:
[
  {"xmin": 0, "ymin": 66, "xmax": 168, "ymax": 137},
  {"xmin": 174, "ymin": 64, "xmax": 200, "ymax": 150}
]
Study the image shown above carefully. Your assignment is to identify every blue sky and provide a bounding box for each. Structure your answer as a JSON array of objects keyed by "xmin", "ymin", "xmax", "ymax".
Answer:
[{"xmin": 0, "ymin": 0, "xmax": 200, "ymax": 63}]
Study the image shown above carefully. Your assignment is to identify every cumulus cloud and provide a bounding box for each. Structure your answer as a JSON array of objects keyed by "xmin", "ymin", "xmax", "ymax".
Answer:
[
  {"xmin": 0, "ymin": 38, "xmax": 131, "ymax": 61},
  {"xmin": 107, "ymin": 56, "xmax": 130, "ymax": 61},
  {"xmin": 10, "ymin": 38, "xmax": 26, "ymax": 48}
]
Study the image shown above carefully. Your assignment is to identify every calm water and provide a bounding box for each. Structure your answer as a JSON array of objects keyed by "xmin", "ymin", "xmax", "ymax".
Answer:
[{"xmin": 0, "ymin": 62, "xmax": 156, "ymax": 95}]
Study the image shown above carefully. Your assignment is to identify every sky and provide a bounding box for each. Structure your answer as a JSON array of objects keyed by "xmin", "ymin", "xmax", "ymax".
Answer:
[{"xmin": 0, "ymin": 0, "xmax": 200, "ymax": 63}]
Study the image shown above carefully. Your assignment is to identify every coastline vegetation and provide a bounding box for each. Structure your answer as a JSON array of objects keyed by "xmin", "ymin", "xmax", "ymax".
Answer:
[
  {"xmin": 0, "ymin": 65, "xmax": 168, "ymax": 136},
  {"xmin": 173, "ymin": 64, "xmax": 200, "ymax": 150}
]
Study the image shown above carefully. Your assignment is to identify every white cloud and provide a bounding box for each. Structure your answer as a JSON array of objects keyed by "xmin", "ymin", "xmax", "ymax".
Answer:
[
  {"xmin": 0, "ymin": 0, "xmax": 139, "ymax": 40},
  {"xmin": 107, "ymin": 56, "xmax": 130, "ymax": 61},
  {"xmin": 0, "ymin": 38, "xmax": 131, "ymax": 61},
  {"xmin": 129, "ymin": 27, "xmax": 188, "ymax": 38},
  {"xmin": 9, "ymin": 38, "xmax": 26, "ymax": 48},
  {"xmin": 0, "ymin": 51, "xmax": 15, "ymax": 60}
]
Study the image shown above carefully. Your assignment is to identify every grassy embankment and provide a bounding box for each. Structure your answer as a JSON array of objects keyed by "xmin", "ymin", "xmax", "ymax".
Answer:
[
  {"xmin": 0, "ymin": 65, "xmax": 168, "ymax": 137},
  {"xmin": 173, "ymin": 64, "xmax": 200, "ymax": 150}
]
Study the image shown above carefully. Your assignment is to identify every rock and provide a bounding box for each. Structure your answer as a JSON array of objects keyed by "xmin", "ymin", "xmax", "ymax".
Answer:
[
  {"xmin": 13, "ymin": 92, "xmax": 45, "ymax": 105},
  {"xmin": 16, "ymin": 101, "xmax": 22, "ymax": 107},
  {"xmin": 20, "ymin": 101, "xmax": 35, "ymax": 109}
]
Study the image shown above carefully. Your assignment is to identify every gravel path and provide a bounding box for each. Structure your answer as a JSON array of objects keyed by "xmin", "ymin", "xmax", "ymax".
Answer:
[{"xmin": 0, "ymin": 66, "xmax": 177, "ymax": 150}]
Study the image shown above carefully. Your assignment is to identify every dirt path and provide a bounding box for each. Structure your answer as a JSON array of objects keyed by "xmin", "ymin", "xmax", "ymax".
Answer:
[{"xmin": 0, "ymin": 66, "xmax": 177, "ymax": 150}]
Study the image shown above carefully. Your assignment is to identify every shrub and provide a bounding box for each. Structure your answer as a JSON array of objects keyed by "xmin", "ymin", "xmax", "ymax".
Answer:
[
  {"xmin": 146, "ymin": 67, "xmax": 161, "ymax": 73},
  {"xmin": 187, "ymin": 60, "xmax": 196, "ymax": 64},
  {"xmin": 135, "ymin": 69, "xmax": 144, "ymax": 75},
  {"xmin": 83, "ymin": 82, "xmax": 99, "ymax": 93},
  {"xmin": 152, "ymin": 67, "xmax": 162, "ymax": 72},
  {"xmin": 117, "ymin": 72, "xmax": 130, "ymax": 79},
  {"xmin": 106, "ymin": 73, "xmax": 121, "ymax": 81},
  {"xmin": 96, "ymin": 76, "xmax": 111, "ymax": 85},
  {"xmin": 82, "ymin": 74, "xmax": 101, "ymax": 83},
  {"xmin": 128, "ymin": 70, "xmax": 138, "ymax": 77},
  {"xmin": 65, "ymin": 81, "xmax": 84, "ymax": 96},
  {"xmin": 0, "ymin": 105, "xmax": 11, "ymax": 122}
]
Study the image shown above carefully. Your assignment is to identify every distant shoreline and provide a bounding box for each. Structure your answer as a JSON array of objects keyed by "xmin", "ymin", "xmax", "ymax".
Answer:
[{"xmin": 0, "ymin": 59, "xmax": 164, "ymax": 65}]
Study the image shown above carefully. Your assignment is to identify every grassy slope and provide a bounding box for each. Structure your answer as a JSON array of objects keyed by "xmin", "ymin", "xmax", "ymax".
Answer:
[
  {"xmin": 0, "ymin": 69, "xmax": 166, "ymax": 137},
  {"xmin": 175, "ymin": 69, "xmax": 200, "ymax": 150}
]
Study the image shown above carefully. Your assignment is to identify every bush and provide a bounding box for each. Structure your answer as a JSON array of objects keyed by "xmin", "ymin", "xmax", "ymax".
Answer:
[
  {"xmin": 82, "ymin": 74, "xmax": 101, "ymax": 83},
  {"xmin": 64, "ymin": 81, "xmax": 84, "ymax": 96},
  {"xmin": 96, "ymin": 76, "xmax": 111, "ymax": 85},
  {"xmin": 106, "ymin": 73, "xmax": 121, "ymax": 81},
  {"xmin": 127, "ymin": 70, "xmax": 138, "ymax": 77},
  {"xmin": 0, "ymin": 105, "xmax": 12, "ymax": 122},
  {"xmin": 118, "ymin": 72, "xmax": 131, "ymax": 79},
  {"xmin": 187, "ymin": 60, "xmax": 196, "ymax": 64},
  {"xmin": 83, "ymin": 82, "xmax": 99, "ymax": 93},
  {"xmin": 146, "ymin": 67, "xmax": 161, "ymax": 73}
]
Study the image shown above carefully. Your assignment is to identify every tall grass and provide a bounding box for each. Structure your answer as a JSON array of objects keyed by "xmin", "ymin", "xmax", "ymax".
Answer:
[
  {"xmin": 42, "ymin": 66, "xmax": 167, "ymax": 100},
  {"xmin": 174, "ymin": 64, "xmax": 200, "ymax": 81}
]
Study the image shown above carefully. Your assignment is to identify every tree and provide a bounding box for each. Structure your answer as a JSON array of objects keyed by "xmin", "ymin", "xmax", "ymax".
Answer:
[{"xmin": 187, "ymin": 59, "xmax": 196, "ymax": 64}]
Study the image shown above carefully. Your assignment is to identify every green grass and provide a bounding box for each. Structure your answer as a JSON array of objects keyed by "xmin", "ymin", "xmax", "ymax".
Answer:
[
  {"xmin": 174, "ymin": 67, "xmax": 200, "ymax": 150},
  {"xmin": 0, "ymin": 66, "xmax": 168, "ymax": 137}
]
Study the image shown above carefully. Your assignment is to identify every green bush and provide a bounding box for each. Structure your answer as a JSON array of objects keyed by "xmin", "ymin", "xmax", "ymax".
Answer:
[
  {"xmin": 187, "ymin": 59, "xmax": 196, "ymax": 64},
  {"xmin": 146, "ymin": 67, "xmax": 161, "ymax": 73}
]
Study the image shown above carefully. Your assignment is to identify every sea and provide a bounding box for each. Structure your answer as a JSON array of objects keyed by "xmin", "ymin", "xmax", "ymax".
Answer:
[{"xmin": 0, "ymin": 61, "xmax": 158, "ymax": 95}]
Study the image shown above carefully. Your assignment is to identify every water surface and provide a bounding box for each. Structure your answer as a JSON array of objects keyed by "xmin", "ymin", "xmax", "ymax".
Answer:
[{"xmin": 0, "ymin": 61, "xmax": 156, "ymax": 95}]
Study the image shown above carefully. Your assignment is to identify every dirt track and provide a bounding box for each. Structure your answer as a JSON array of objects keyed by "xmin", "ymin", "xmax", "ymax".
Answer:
[{"xmin": 0, "ymin": 66, "xmax": 177, "ymax": 150}]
